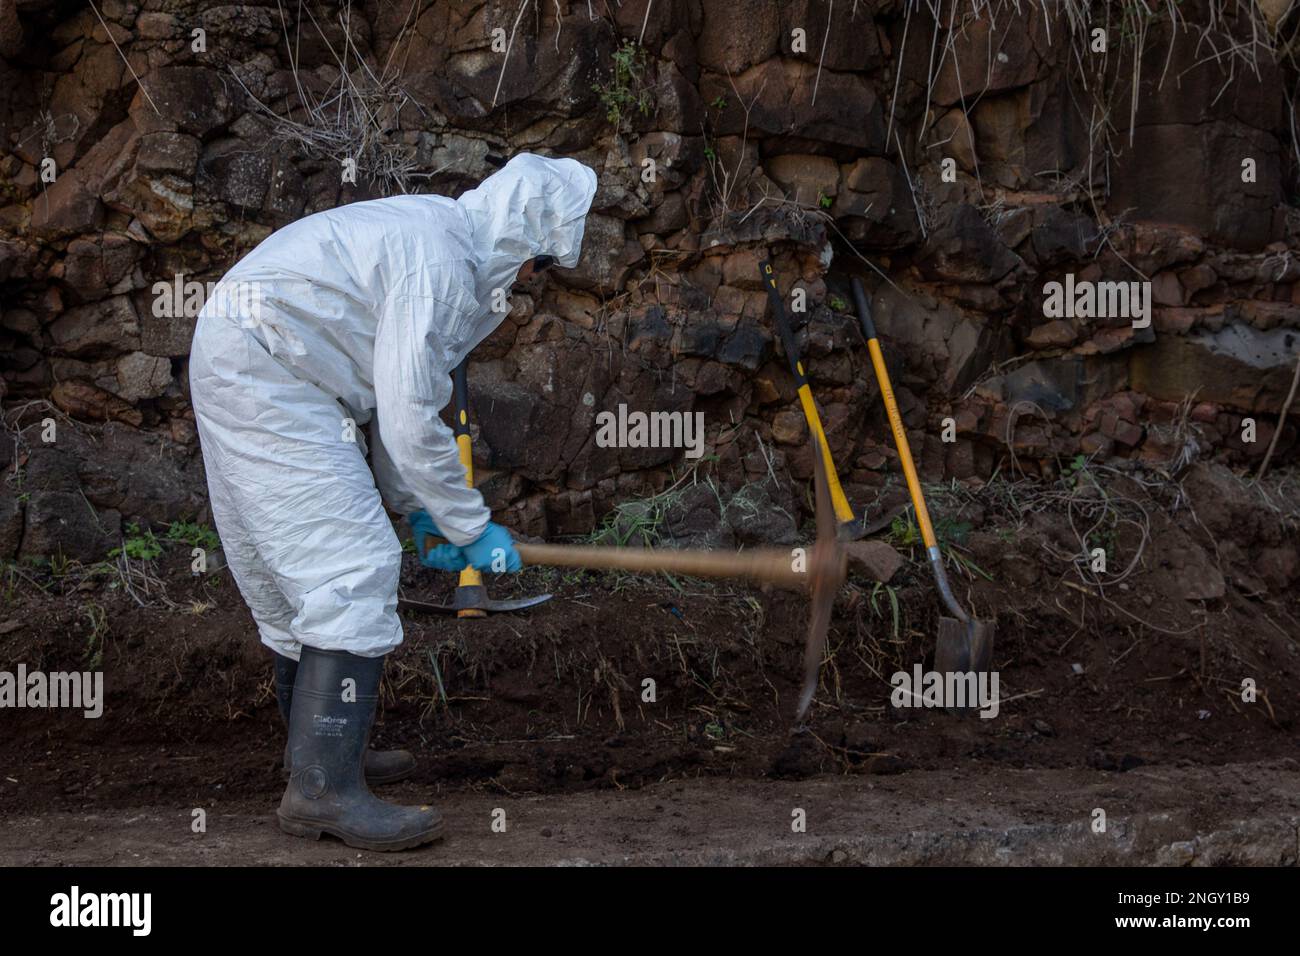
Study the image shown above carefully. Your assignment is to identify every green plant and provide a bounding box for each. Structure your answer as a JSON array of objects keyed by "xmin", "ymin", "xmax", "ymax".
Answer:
[
  {"xmin": 1061, "ymin": 453, "xmax": 1089, "ymax": 489},
  {"xmin": 884, "ymin": 509, "xmax": 988, "ymax": 579},
  {"xmin": 817, "ymin": 190, "xmax": 833, "ymax": 209},
  {"xmin": 868, "ymin": 581, "xmax": 902, "ymax": 641},
  {"xmin": 82, "ymin": 603, "xmax": 107, "ymax": 669},
  {"xmin": 592, "ymin": 40, "xmax": 654, "ymax": 132},
  {"xmin": 110, "ymin": 522, "xmax": 163, "ymax": 561},
  {"xmin": 709, "ymin": 95, "xmax": 728, "ymax": 110},
  {"xmin": 48, "ymin": 551, "xmax": 74, "ymax": 579},
  {"xmin": 829, "ymin": 294, "xmax": 848, "ymax": 312},
  {"xmin": 885, "ymin": 512, "xmax": 922, "ymax": 549},
  {"xmin": 165, "ymin": 520, "xmax": 220, "ymax": 552}
]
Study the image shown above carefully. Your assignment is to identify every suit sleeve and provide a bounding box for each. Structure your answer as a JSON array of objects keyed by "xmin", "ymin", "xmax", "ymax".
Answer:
[{"xmin": 372, "ymin": 292, "xmax": 491, "ymax": 547}]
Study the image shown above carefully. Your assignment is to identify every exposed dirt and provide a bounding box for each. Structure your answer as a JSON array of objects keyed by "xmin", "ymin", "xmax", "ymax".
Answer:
[{"xmin": 2, "ymin": 463, "xmax": 1298, "ymax": 864}]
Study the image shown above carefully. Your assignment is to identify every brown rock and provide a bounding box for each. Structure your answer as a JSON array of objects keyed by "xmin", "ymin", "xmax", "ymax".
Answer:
[
  {"xmin": 1151, "ymin": 272, "xmax": 1184, "ymax": 307},
  {"xmin": 778, "ymin": 0, "xmax": 883, "ymax": 71},
  {"xmin": 19, "ymin": 490, "xmax": 121, "ymax": 562},
  {"xmin": 1130, "ymin": 325, "xmax": 1298, "ymax": 412},
  {"xmin": 129, "ymin": 66, "xmax": 237, "ymax": 138},
  {"xmin": 28, "ymin": 168, "xmax": 102, "ymax": 238},
  {"xmin": 1109, "ymin": 121, "xmax": 1282, "ymax": 251},
  {"xmin": 51, "ymin": 380, "xmax": 144, "ymax": 427},
  {"xmin": 930, "ymin": 108, "xmax": 976, "ymax": 172},
  {"xmin": 918, "ymin": 204, "xmax": 1022, "ymax": 284},
  {"xmin": 1179, "ymin": 264, "xmax": 1217, "ymax": 298},
  {"xmin": 766, "ymin": 154, "xmax": 839, "ymax": 205},
  {"xmin": 1258, "ymin": 546, "xmax": 1299, "ymax": 590},
  {"xmin": 48, "ymin": 296, "xmax": 141, "ymax": 358},
  {"xmin": 721, "ymin": 248, "xmax": 766, "ymax": 290},
  {"xmin": 0, "ymin": 0, "xmax": 22, "ymax": 57},
  {"xmin": 562, "ymin": 214, "xmax": 643, "ymax": 293},
  {"xmin": 844, "ymin": 540, "xmax": 906, "ymax": 583},
  {"xmin": 697, "ymin": 0, "xmax": 781, "ymax": 73},
  {"xmin": 703, "ymin": 59, "xmax": 885, "ymax": 152},
  {"xmin": 930, "ymin": 14, "xmax": 1045, "ymax": 105},
  {"xmin": 771, "ymin": 410, "xmax": 806, "ymax": 445},
  {"xmin": 1026, "ymin": 320, "xmax": 1077, "ymax": 349}
]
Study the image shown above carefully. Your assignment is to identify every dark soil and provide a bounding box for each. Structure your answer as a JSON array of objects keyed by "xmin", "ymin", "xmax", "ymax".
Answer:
[{"xmin": 3, "ymin": 463, "xmax": 1297, "ymax": 831}]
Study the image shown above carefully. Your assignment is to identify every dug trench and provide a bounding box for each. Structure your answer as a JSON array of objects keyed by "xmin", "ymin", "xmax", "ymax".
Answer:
[{"xmin": 1, "ymin": 462, "xmax": 1298, "ymax": 865}]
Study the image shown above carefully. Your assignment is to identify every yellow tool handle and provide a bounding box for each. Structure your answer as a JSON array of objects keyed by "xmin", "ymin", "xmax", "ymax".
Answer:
[
  {"xmin": 863, "ymin": 335, "xmax": 937, "ymax": 552},
  {"xmin": 516, "ymin": 542, "xmax": 819, "ymax": 590},
  {"xmin": 761, "ymin": 259, "xmax": 855, "ymax": 526},
  {"xmin": 795, "ymin": 383, "xmax": 855, "ymax": 524},
  {"xmin": 451, "ymin": 362, "xmax": 484, "ymax": 606},
  {"xmin": 865, "ymin": 338, "xmax": 937, "ymax": 549},
  {"xmin": 455, "ymin": 432, "xmax": 484, "ymax": 590}
]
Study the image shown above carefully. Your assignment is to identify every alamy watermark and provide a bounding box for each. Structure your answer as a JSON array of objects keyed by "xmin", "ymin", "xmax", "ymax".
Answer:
[
  {"xmin": 890, "ymin": 664, "xmax": 1000, "ymax": 718},
  {"xmin": 1043, "ymin": 274, "xmax": 1151, "ymax": 329},
  {"xmin": 594, "ymin": 403, "xmax": 705, "ymax": 459},
  {"xmin": 153, "ymin": 273, "xmax": 265, "ymax": 323},
  {"xmin": 0, "ymin": 664, "xmax": 103, "ymax": 718},
  {"xmin": 50, "ymin": 886, "xmax": 151, "ymax": 936}
]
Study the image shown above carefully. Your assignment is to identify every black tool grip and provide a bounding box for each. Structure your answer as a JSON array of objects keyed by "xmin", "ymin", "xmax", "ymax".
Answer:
[
  {"xmin": 851, "ymin": 277, "xmax": 877, "ymax": 341},
  {"xmin": 759, "ymin": 260, "xmax": 809, "ymax": 388},
  {"xmin": 451, "ymin": 358, "xmax": 470, "ymax": 438}
]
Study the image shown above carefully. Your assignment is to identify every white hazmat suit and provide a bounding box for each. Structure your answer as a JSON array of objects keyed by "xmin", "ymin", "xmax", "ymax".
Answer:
[{"xmin": 190, "ymin": 154, "xmax": 598, "ymax": 659}]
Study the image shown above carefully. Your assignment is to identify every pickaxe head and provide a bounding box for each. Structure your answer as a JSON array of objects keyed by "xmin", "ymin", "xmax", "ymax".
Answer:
[{"xmin": 399, "ymin": 587, "xmax": 553, "ymax": 616}]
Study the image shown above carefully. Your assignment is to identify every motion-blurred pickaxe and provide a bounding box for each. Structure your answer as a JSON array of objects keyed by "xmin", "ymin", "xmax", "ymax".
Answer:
[{"xmin": 426, "ymin": 438, "xmax": 846, "ymax": 721}]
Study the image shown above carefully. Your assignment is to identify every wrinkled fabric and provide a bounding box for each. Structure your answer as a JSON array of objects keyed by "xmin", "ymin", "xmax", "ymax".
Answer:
[{"xmin": 190, "ymin": 154, "xmax": 597, "ymax": 657}]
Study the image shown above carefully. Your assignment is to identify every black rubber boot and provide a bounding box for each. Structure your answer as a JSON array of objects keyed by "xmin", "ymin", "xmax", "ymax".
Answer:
[
  {"xmin": 275, "ymin": 652, "xmax": 415, "ymax": 785},
  {"xmin": 277, "ymin": 647, "xmax": 443, "ymax": 851}
]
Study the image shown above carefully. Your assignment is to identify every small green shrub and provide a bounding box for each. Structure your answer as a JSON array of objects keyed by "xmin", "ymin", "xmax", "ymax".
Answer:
[{"xmin": 593, "ymin": 40, "xmax": 654, "ymax": 132}]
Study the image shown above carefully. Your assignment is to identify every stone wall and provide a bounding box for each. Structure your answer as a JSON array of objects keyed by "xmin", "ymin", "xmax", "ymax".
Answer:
[{"xmin": 2, "ymin": 0, "xmax": 1298, "ymax": 555}]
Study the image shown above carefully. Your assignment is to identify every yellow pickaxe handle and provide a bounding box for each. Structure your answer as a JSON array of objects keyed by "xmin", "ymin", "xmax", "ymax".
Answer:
[
  {"xmin": 451, "ymin": 360, "xmax": 486, "ymax": 617},
  {"xmin": 760, "ymin": 261, "xmax": 856, "ymax": 525}
]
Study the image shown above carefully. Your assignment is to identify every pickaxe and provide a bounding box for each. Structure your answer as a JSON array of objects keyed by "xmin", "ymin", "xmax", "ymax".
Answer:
[{"xmin": 421, "ymin": 439, "xmax": 846, "ymax": 721}]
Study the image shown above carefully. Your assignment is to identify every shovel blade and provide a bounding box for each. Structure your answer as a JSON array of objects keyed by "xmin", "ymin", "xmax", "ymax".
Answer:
[{"xmin": 934, "ymin": 617, "xmax": 995, "ymax": 678}]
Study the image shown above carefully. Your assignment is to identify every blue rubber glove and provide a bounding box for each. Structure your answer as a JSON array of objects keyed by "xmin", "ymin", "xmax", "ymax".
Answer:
[
  {"xmin": 407, "ymin": 510, "xmax": 443, "ymax": 544},
  {"xmin": 408, "ymin": 511, "xmax": 467, "ymax": 571},
  {"xmin": 462, "ymin": 522, "xmax": 522, "ymax": 573}
]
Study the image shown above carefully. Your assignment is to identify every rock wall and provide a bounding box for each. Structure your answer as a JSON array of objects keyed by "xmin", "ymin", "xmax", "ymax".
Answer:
[{"xmin": 2, "ymin": 0, "xmax": 1299, "ymax": 555}]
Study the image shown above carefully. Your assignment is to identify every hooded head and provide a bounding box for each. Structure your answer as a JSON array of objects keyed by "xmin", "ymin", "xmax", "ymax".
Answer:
[{"xmin": 456, "ymin": 153, "xmax": 598, "ymax": 308}]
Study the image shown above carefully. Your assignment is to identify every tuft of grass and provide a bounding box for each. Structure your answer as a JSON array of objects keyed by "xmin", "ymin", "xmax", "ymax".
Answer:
[{"xmin": 82, "ymin": 603, "xmax": 107, "ymax": 669}]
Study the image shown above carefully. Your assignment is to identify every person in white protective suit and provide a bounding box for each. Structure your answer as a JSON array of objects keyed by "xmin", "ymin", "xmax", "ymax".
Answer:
[{"xmin": 189, "ymin": 153, "xmax": 598, "ymax": 851}]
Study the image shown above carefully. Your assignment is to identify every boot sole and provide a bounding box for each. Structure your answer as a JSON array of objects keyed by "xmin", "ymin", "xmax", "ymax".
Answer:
[{"xmin": 277, "ymin": 811, "xmax": 444, "ymax": 852}]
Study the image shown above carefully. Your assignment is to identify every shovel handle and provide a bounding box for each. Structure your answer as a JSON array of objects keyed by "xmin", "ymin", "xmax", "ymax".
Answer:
[
  {"xmin": 851, "ymin": 279, "xmax": 969, "ymax": 624},
  {"xmin": 850, "ymin": 278, "xmax": 937, "ymax": 552},
  {"xmin": 515, "ymin": 542, "xmax": 811, "ymax": 589}
]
